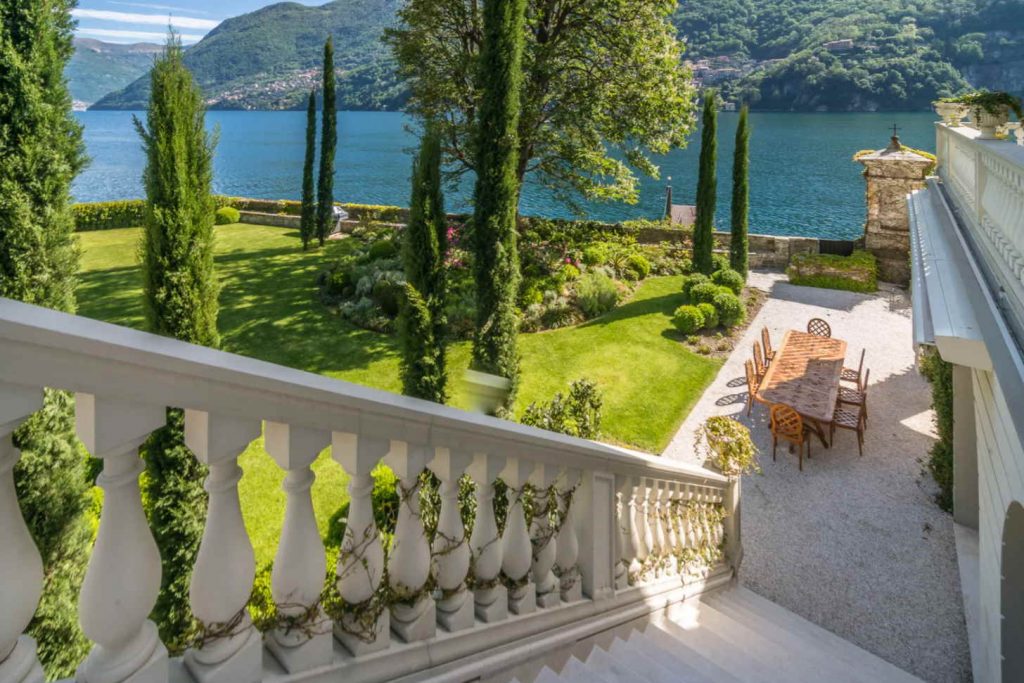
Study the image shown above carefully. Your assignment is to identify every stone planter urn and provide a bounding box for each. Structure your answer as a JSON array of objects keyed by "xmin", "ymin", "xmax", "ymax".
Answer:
[
  {"xmin": 933, "ymin": 101, "xmax": 966, "ymax": 126},
  {"xmin": 975, "ymin": 105, "xmax": 1010, "ymax": 140}
]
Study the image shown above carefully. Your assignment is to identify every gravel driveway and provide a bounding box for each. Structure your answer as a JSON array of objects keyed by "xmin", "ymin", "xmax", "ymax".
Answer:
[{"xmin": 665, "ymin": 272, "xmax": 971, "ymax": 683}]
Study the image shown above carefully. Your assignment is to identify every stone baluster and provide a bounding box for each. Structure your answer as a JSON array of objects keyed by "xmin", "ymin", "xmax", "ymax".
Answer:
[
  {"xmin": 384, "ymin": 441, "xmax": 435, "ymax": 642},
  {"xmin": 554, "ymin": 469, "xmax": 582, "ymax": 602},
  {"xmin": 642, "ymin": 480, "xmax": 658, "ymax": 576},
  {"xmin": 663, "ymin": 482, "xmax": 679, "ymax": 576},
  {"xmin": 613, "ymin": 477, "xmax": 633, "ymax": 590},
  {"xmin": 467, "ymin": 453, "xmax": 507, "ymax": 622},
  {"xmin": 182, "ymin": 412, "xmax": 263, "ymax": 683},
  {"xmin": 500, "ymin": 457, "xmax": 536, "ymax": 614},
  {"xmin": 75, "ymin": 394, "xmax": 168, "ymax": 683},
  {"xmin": 332, "ymin": 433, "xmax": 389, "ymax": 655},
  {"xmin": 654, "ymin": 482, "xmax": 669, "ymax": 577},
  {"xmin": 684, "ymin": 487, "xmax": 698, "ymax": 550},
  {"xmin": 429, "ymin": 448, "xmax": 473, "ymax": 632},
  {"xmin": 711, "ymin": 490, "xmax": 725, "ymax": 546},
  {"xmin": 528, "ymin": 464, "xmax": 560, "ymax": 608},
  {"xmin": 263, "ymin": 422, "xmax": 332, "ymax": 673},
  {"xmin": 0, "ymin": 384, "xmax": 44, "ymax": 683},
  {"xmin": 631, "ymin": 482, "xmax": 649, "ymax": 582}
]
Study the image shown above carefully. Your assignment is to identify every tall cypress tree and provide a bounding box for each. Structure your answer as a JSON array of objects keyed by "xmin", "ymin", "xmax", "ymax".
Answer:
[
  {"xmin": 316, "ymin": 37, "xmax": 337, "ymax": 246},
  {"xmin": 300, "ymin": 90, "xmax": 317, "ymax": 250},
  {"xmin": 730, "ymin": 105, "xmax": 750, "ymax": 278},
  {"xmin": 470, "ymin": 0, "xmax": 526, "ymax": 405},
  {"xmin": 401, "ymin": 126, "xmax": 448, "ymax": 402},
  {"xmin": 0, "ymin": 1, "xmax": 93, "ymax": 677},
  {"xmin": 134, "ymin": 31, "xmax": 218, "ymax": 652},
  {"xmin": 693, "ymin": 91, "xmax": 718, "ymax": 276}
]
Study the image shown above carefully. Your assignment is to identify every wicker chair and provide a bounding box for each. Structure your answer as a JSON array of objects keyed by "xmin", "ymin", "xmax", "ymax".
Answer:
[
  {"xmin": 841, "ymin": 349, "xmax": 865, "ymax": 385},
  {"xmin": 752, "ymin": 341, "xmax": 767, "ymax": 381},
  {"xmin": 761, "ymin": 327, "xmax": 776, "ymax": 365},
  {"xmin": 830, "ymin": 399, "xmax": 867, "ymax": 457},
  {"xmin": 838, "ymin": 368, "xmax": 870, "ymax": 423},
  {"xmin": 807, "ymin": 318, "xmax": 832, "ymax": 337},
  {"xmin": 744, "ymin": 359, "xmax": 760, "ymax": 416},
  {"xmin": 770, "ymin": 404, "xmax": 812, "ymax": 471}
]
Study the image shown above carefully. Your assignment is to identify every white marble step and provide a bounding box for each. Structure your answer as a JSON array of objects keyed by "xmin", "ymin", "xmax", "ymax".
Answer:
[
  {"xmin": 705, "ymin": 587, "xmax": 921, "ymax": 683},
  {"xmin": 556, "ymin": 655, "xmax": 615, "ymax": 683},
  {"xmin": 584, "ymin": 638, "xmax": 674, "ymax": 683},
  {"xmin": 640, "ymin": 621, "xmax": 747, "ymax": 683},
  {"xmin": 653, "ymin": 616, "xmax": 773, "ymax": 682},
  {"xmin": 626, "ymin": 627, "xmax": 733, "ymax": 683}
]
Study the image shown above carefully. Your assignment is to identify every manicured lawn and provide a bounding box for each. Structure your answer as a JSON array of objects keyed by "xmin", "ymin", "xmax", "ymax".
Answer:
[{"xmin": 76, "ymin": 223, "xmax": 721, "ymax": 565}]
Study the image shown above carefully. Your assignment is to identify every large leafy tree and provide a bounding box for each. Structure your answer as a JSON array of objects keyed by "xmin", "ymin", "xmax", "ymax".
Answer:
[
  {"xmin": 387, "ymin": 0, "xmax": 695, "ymax": 209},
  {"xmin": 730, "ymin": 105, "xmax": 750, "ymax": 278},
  {"xmin": 316, "ymin": 37, "xmax": 337, "ymax": 246},
  {"xmin": 0, "ymin": 0, "xmax": 93, "ymax": 677},
  {"xmin": 300, "ymin": 89, "xmax": 317, "ymax": 250},
  {"xmin": 469, "ymin": 0, "xmax": 526, "ymax": 403},
  {"xmin": 693, "ymin": 91, "xmax": 718, "ymax": 276},
  {"xmin": 134, "ymin": 32, "xmax": 218, "ymax": 652},
  {"xmin": 400, "ymin": 126, "xmax": 449, "ymax": 403}
]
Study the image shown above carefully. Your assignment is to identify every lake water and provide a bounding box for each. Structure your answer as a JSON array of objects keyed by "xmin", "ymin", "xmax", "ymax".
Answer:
[{"xmin": 73, "ymin": 110, "xmax": 938, "ymax": 240}]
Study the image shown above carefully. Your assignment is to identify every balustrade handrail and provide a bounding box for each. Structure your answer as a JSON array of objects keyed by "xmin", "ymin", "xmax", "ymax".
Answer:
[{"xmin": 0, "ymin": 297, "xmax": 727, "ymax": 487}]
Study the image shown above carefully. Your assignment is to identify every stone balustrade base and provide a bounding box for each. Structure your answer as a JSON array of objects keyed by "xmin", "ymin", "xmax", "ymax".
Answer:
[
  {"xmin": 508, "ymin": 581, "xmax": 537, "ymax": 615},
  {"xmin": 183, "ymin": 628, "xmax": 261, "ymax": 683},
  {"xmin": 536, "ymin": 589, "xmax": 561, "ymax": 609},
  {"xmin": 334, "ymin": 612, "xmax": 390, "ymax": 657},
  {"xmin": 0, "ymin": 637, "xmax": 43, "ymax": 683},
  {"xmin": 474, "ymin": 585, "xmax": 509, "ymax": 623},
  {"xmin": 437, "ymin": 592, "xmax": 475, "ymax": 632},
  {"xmin": 76, "ymin": 638, "xmax": 168, "ymax": 683},
  {"xmin": 391, "ymin": 596, "xmax": 436, "ymax": 643},
  {"xmin": 266, "ymin": 628, "xmax": 333, "ymax": 674}
]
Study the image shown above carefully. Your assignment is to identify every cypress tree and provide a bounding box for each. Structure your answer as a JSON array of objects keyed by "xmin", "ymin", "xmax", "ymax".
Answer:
[
  {"xmin": 400, "ymin": 126, "xmax": 448, "ymax": 402},
  {"xmin": 316, "ymin": 37, "xmax": 337, "ymax": 246},
  {"xmin": 300, "ymin": 90, "xmax": 317, "ymax": 250},
  {"xmin": 133, "ymin": 31, "xmax": 218, "ymax": 652},
  {"xmin": 470, "ymin": 0, "xmax": 526, "ymax": 405},
  {"xmin": 0, "ymin": 1, "xmax": 93, "ymax": 677},
  {"xmin": 730, "ymin": 105, "xmax": 750, "ymax": 278},
  {"xmin": 693, "ymin": 91, "xmax": 718, "ymax": 276}
]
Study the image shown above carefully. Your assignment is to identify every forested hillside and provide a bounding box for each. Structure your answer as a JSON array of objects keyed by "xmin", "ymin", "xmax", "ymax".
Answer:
[
  {"xmin": 67, "ymin": 39, "xmax": 161, "ymax": 105},
  {"xmin": 88, "ymin": 0, "xmax": 1023, "ymax": 112}
]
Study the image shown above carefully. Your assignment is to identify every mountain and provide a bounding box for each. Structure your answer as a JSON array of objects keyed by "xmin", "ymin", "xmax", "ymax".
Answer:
[
  {"xmin": 92, "ymin": 0, "xmax": 404, "ymax": 111},
  {"xmin": 90, "ymin": 0, "xmax": 1023, "ymax": 112},
  {"xmin": 67, "ymin": 38, "xmax": 162, "ymax": 106}
]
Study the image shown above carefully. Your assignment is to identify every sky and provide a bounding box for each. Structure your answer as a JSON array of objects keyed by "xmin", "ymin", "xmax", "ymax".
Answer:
[{"xmin": 74, "ymin": 0, "xmax": 326, "ymax": 44}]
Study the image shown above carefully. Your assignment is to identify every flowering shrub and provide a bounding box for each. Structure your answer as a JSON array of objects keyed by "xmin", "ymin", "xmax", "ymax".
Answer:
[{"xmin": 698, "ymin": 416, "xmax": 759, "ymax": 476}]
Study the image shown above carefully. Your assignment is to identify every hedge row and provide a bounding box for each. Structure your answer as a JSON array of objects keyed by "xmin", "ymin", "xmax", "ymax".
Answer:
[{"xmin": 786, "ymin": 250, "xmax": 878, "ymax": 293}]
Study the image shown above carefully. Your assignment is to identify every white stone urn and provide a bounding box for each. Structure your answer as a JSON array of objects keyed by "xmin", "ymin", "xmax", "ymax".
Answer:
[
  {"xmin": 933, "ymin": 101, "xmax": 966, "ymax": 126},
  {"xmin": 975, "ymin": 105, "xmax": 1010, "ymax": 140}
]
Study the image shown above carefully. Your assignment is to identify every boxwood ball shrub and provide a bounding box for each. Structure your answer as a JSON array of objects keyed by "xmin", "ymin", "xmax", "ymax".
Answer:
[
  {"xmin": 713, "ymin": 290, "xmax": 746, "ymax": 328},
  {"xmin": 681, "ymin": 272, "xmax": 710, "ymax": 298},
  {"xmin": 672, "ymin": 304, "xmax": 705, "ymax": 334},
  {"xmin": 697, "ymin": 302, "xmax": 719, "ymax": 329},
  {"xmin": 712, "ymin": 268, "xmax": 745, "ymax": 295},
  {"xmin": 625, "ymin": 252, "xmax": 652, "ymax": 281},
  {"xmin": 576, "ymin": 272, "xmax": 620, "ymax": 318},
  {"xmin": 215, "ymin": 206, "xmax": 240, "ymax": 225},
  {"xmin": 689, "ymin": 281, "xmax": 721, "ymax": 305},
  {"xmin": 712, "ymin": 253, "xmax": 730, "ymax": 273}
]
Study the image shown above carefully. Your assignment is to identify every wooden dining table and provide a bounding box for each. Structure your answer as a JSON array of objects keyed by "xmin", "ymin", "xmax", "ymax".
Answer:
[{"xmin": 755, "ymin": 330, "xmax": 847, "ymax": 446}]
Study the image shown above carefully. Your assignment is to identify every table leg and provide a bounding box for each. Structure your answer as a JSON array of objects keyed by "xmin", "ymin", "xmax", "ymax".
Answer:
[{"xmin": 808, "ymin": 419, "xmax": 830, "ymax": 448}]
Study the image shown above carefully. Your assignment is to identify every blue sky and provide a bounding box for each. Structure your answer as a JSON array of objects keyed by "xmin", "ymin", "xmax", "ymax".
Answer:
[{"xmin": 74, "ymin": 1, "xmax": 327, "ymax": 44}]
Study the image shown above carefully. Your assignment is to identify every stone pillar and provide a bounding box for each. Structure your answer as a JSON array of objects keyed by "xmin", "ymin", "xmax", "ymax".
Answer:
[{"xmin": 857, "ymin": 136, "xmax": 932, "ymax": 285}]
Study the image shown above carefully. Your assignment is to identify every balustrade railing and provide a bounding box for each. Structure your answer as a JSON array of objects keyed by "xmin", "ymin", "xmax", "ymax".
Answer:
[
  {"xmin": 0, "ymin": 298, "xmax": 738, "ymax": 683},
  {"xmin": 936, "ymin": 123, "xmax": 1024, "ymax": 351}
]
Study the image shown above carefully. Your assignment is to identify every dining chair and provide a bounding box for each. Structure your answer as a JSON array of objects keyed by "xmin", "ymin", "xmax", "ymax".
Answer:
[
  {"xmin": 744, "ymin": 359, "xmax": 760, "ymax": 416},
  {"xmin": 838, "ymin": 368, "xmax": 870, "ymax": 423},
  {"xmin": 770, "ymin": 403, "xmax": 812, "ymax": 471},
  {"xmin": 807, "ymin": 318, "xmax": 832, "ymax": 337},
  {"xmin": 830, "ymin": 398, "xmax": 867, "ymax": 457},
  {"xmin": 842, "ymin": 349, "xmax": 865, "ymax": 385},
  {"xmin": 761, "ymin": 327, "xmax": 776, "ymax": 365},
  {"xmin": 752, "ymin": 341, "xmax": 767, "ymax": 381}
]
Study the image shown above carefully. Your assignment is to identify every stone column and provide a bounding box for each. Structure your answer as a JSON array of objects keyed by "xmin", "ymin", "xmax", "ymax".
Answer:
[{"xmin": 857, "ymin": 136, "xmax": 933, "ymax": 285}]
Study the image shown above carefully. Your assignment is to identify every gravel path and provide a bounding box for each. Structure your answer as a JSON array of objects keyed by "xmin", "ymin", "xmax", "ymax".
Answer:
[{"xmin": 664, "ymin": 272, "xmax": 971, "ymax": 683}]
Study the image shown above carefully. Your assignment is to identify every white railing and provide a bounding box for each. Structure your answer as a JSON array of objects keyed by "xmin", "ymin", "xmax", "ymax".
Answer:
[
  {"xmin": 0, "ymin": 298, "xmax": 738, "ymax": 683},
  {"xmin": 937, "ymin": 123, "xmax": 1024, "ymax": 350}
]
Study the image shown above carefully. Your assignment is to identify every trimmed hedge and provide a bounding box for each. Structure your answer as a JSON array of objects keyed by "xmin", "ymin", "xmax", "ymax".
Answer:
[
  {"xmin": 73, "ymin": 200, "xmax": 146, "ymax": 231},
  {"xmin": 787, "ymin": 250, "xmax": 878, "ymax": 293},
  {"xmin": 215, "ymin": 207, "xmax": 241, "ymax": 225},
  {"xmin": 672, "ymin": 305, "xmax": 704, "ymax": 334}
]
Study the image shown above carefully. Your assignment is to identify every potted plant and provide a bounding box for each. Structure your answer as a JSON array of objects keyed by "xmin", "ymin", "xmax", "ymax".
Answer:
[
  {"xmin": 949, "ymin": 91, "xmax": 1023, "ymax": 139},
  {"xmin": 934, "ymin": 98, "xmax": 968, "ymax": 126},
  {"xmin": 698, "ymin": 416, "xmax": 760, "ymax": 477}
]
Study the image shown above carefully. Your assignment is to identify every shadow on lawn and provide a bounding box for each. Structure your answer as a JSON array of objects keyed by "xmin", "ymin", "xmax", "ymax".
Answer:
[{"xmin": 579, "ymin": 290, "xmax": 686, "ymax": 329}]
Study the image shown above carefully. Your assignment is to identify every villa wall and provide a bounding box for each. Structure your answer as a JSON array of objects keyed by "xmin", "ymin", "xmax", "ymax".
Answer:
[{"xmin": 971, "ymin": 368, "xmax": 1024, "ymax": 683}]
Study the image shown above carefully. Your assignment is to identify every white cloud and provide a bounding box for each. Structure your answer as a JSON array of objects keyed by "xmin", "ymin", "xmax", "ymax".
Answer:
[
  {"xmin": 72, "ymin": 8, "xmax": 220, "ymax": 29},
  {"xmin": 107, "ymin": 1, "xmax": 212, "ymax": 15},
  {"xmin": 76, "ymin": 27, "xmax": 204, "ymax": 43}
]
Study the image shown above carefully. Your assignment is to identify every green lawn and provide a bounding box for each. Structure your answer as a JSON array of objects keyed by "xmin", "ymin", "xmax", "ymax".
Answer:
[{"xmin": 77, "ymin": 223, "xmax": 721, "ymax": 565}]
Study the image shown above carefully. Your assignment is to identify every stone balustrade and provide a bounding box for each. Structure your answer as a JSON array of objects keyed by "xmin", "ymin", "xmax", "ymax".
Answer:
[
  {"xmin": 0, "ymin": 298, "xmax": 738, "ymax": 683},
  {"xmin": 936, "ymin": 123, "xmax": 1024, "ymax": 349}
]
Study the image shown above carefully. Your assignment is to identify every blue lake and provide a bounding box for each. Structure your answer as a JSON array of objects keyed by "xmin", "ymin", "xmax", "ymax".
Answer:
[{"xmin": 73, "ymin": 110, "xmax": 939, "ymax": 240}]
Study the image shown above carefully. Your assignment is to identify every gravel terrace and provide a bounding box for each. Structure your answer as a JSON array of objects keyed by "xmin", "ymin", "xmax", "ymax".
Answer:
[{"xmin": 665, "ymin": 271, "xmax": 971, "ymax": 682}]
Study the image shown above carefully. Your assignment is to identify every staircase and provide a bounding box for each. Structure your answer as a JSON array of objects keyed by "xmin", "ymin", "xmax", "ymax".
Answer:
[{"xmin": 528, "ymin": 584, "xmax": 922, "ymax": 683}]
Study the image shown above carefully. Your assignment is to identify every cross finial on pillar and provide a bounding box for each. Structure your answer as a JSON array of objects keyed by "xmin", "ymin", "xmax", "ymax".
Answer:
[{"xmin": 887, "ymin": 122, "xmax": 902, "ymax": 151}]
